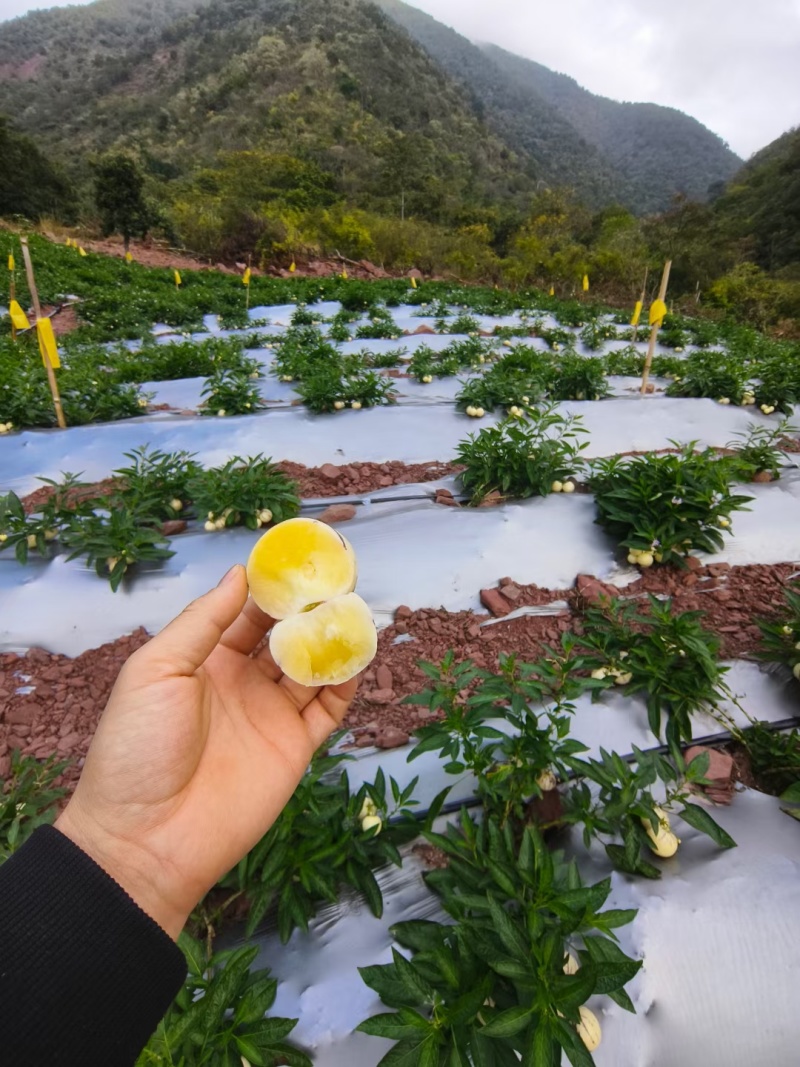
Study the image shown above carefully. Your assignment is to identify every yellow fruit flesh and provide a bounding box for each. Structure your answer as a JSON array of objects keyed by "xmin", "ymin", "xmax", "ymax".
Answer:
[
  {"xmin": 270, "ymin": 593, "xmax": 377, "ymax": 686},
  {"xmin": 247, "ymin": 518, "xmax": 357, "ymax": 619}
]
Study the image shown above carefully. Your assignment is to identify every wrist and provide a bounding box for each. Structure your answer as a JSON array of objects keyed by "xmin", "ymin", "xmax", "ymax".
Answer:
[{"xmin": 55, "ymin": 805, "xmax": 190, "ymax": 941}]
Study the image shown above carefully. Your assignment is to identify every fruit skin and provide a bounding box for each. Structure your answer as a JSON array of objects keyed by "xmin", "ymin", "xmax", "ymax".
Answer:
[
  {"xmin": 351, "ymin": 401, "xmax": 362, "ymax": 410},
  {"xmin": 551, "ymin": 481, "xmax": 563, "ymax": 493},
  {"xmin": 333, "ymin": 401, "xmax": 345, "ymax": 411},
  {"xmin": 576, "ymin": 1006, "xmax": 601, "ymax": 1051},
  {"xmin": 562, "ymin": 481, "xmax": 575, "ymax": 494},
  {"xmin": 642, "ymin": 806, "xmax": 681, "ymax": 857},
  {"xmin": 563, "ymin": 952, "xmax": 579, "ymax": 976},
  {"xmin": 247, "ymin": 517, "xmax": 357, "ymax": 620},
  {"xmin": 361, "ymin": 813, "xmax": 383, "ymax": 834},
  {"xmin": 536, "ymin": 769, "xmax": 557, "ymax": 792},
  {"xmin": 637, "ymin": 551, "xmax": 654, "ymax": 568},
  {"xmin": 269, "ymin": 592, "xmax": 377, "ymax": 686}
]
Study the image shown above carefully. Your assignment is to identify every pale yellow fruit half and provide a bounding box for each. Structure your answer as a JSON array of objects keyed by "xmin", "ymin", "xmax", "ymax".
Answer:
[
  {"xmin": 577, "ymin": 1006, "xmax": 602, "ymax": 1051},
  {"xmin": 247, "ymin": 517, "xmax": 357, "ymax": 619},
  {"xmin": 270, "ymin": 593, "xmax": 377, "ymax": 686}
]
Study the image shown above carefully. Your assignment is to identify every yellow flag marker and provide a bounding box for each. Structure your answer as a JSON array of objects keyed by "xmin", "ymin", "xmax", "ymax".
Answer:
[
  {"xmin": 125, "ymin": 251, "xmax": 133, "ymax": 263},
  {"xmin": 79, "ymin": 247, "xmax": 87, "ymax": 257},
  {"xmin": 631, "ymin": 300, "xmax": 643, "ymax": 327},
  {"xmin": 289, "ymin": 260, "xmax": 297, "ymax": 273},
  {"xmin": 341, "ymin": 267, "xmax": 348, "ymax": 280},
  {"xmin": 410, "ymin": 276, "xmax": 417, "ymax": 289},
  {"xmin": 243, "ymin": 267, "xmax": 252, "ymax": 286},
  {"xmin": 36, "ymin": 317, "xmax": 61, "ymax": 369},
  {"xmin": 9, "ymin": 300, "xmax": 30, "ymax": 331},
  {"xmin": 7, "ymin": 254, "xmax": 14, "ymax": 271},
  {"xmin": 65, "ymin": 237, "xmax": 72, "ymax": 248},
  {"xmin": 649, "ymin": 298, "xmax": 667, "ymax": 327},
  {"xmin": 582, "ymin": 274, "xmax": 590, "ymax": 292},
  {"xmin": 174, "ymin": 270, "xmax": 182, "ymax": 288},
  {"xmin": 549, "ymin": 285, "xmax": 555, "ymax": 297}
]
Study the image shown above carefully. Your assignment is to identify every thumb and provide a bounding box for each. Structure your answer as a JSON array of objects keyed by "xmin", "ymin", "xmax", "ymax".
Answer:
[{"xmin": 139, "ymin": 565, "xmax": 249, "ymax": 678}]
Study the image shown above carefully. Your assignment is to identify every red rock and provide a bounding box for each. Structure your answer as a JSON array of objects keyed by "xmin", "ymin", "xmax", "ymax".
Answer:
[
  {"xmin": 375, "ymin": 665, "xmax": 394, "ymax": 691},
  {"xmin": 354, "ymin": 734, "xmax": 376, "ymax": 748},
  {"xmin": 707, "ymin": 562, "xmax": 731, "ymax": 577},
  {"xmin": 575, "ymin": 574, "xmax": 617, "ymax": 605},
  {"xmin": 318, "ymin": 503, "xmax": 357, "ymax": 525},
  {"xmin": 499, "ymin": 577, "xmax": 514, "ymax": 587},
  {"xmin": 480, "ymin": 588, "xmax": 511, "ymax": 617},
  {"xmin": 7, "ymin": 702, "xmax": 39, "ymax": 726},
  {"xmin": 374, "ymin": 726, "xmax": 410, "ymax": 750},
  {"xmin": 379, "ymin": 475, "xmax": 393, "ymax": 487},
  {"xmin": 502, "ymin": 583, "xmax": 522, "ymax": 602},
  {"xmin": 751, "ymin": 470, "xmax": 773, "ymax": 483},
  {"xmin": 394, "ymin": 622, "xmax": 408, "ymax": 635},
  {"xmin": 411, "ymin": 324, "xmax": 436, "ymax": 335},
  {"xmin": 0, "ymin": 755, "xmax": 10, "ymax": 778},
  {"xmin": 468, "ymin": 624, "xmax": 481, "ymax": 638},
  {"xmin": 319, "ymin": 463, "xmax": 341, "ymax": 481},
  {"xmin": 364, "ymin": 688, "xmax": 396, "ymax": 704},
  {"xmin": 57, "ymin": 732, "xmax": 82, "ymax": 754},
  {"xmin": 684, "ymin": 556, "xmax": 704, "ymax": 572},
  {"xmin": 161, "ymin": 520, "xmax": 188, "ymax": 537},
  {"xmin": 435, "ymin": 492, "xmax": 458, "ymax": 507}
]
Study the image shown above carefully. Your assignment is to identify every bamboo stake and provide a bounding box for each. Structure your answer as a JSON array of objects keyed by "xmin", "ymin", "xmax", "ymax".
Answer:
[
  {"xmin": 9, "ymin": 261, "xmax": 16, "ymax": 343},
  {"xmin": 245, "ymin": 254, "xmax": 251, "ymax": 312},
  {"xmin": 631, "ymin": 266, "xmax": 649, "ymax": 345},
  {"xmin": 640, "ymin": 260, "xmax": 672, "ymax": 396},
  {"xmin": 20, "ymin": 238, "xmax": 67, "ymax": 429}
]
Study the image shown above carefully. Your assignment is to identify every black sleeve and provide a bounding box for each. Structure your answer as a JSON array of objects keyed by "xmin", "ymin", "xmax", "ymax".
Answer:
[{"xmin": 0, "ymin": 824, "xmax": 187, "ymax": 1066}]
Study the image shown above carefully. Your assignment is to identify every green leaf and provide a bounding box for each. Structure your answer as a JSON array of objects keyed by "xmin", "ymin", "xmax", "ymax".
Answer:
[
  {"xmin": 780, "ymin": 782, "xmax": 800, "ymax": 804},
  {"xmin": 678, "ymin": 803, "xmax": 736, "ymax": 848},
  {"xmin": 479, "ymin": 1005, "xmax": 533, "ymax": 1038},
  {"xmin": 554, "ymin": 1016, "xmax": 596, "ymax": 1067},
  {"xmin": 357, "ymin": 1011, "xmax": 433, "ymax": 1041},
  {"xmin": 376, "ymin": 1037, "xmax": 439, "ymax": 1067},
  {"xmin": 523, "ymin": 1020, "xmax": 560, "ymax": 1067}
]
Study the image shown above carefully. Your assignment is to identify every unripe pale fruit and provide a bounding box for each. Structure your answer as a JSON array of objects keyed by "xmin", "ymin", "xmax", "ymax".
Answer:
[
  {"xmin": 642, "ymin": 806, "xmax": 681, "ymax": 857},
  {"xmin": 717, "ymin": 397, "xmax": 730, "ymax": 405},
  {"xmin": 27, "ymin": 534, "xmax": 37, "ymax": 549},
  {"xmin": 204, "ymin": 521, "xmax": 216, "ymax": 533},
  {"xmin": 563, "ymin": 952, "xmax": 580, "ymax": 976},
  {"xmin": 351, "ymin": 401, "xmax": 362, "ymax": 410},
  {"xmin": 551, "ymin": 481, "xmax": 563, "ymax": 493},
  {"xmin": 627, "ymin": 553, "xmax": 639, "ymax": 564},
  {"xmin": 359, "ymin": 797, "xmax": 378, "ymax": 820},
  {"xmin": 562, "ymin": 481, "xmax": 575, "ymax": 493},
  {"xmin": 793, "ymin": 662, "xmax": 800, "ymax": 680},
  {"xmin": 637, "ymin": 552, "xmax": 654, "ymax": 568},
  {"xmin": 334, "ymin": 401, "xmax": 345, "ymax": 410},
  {"xmin": 361, "ymin": 813, "xmax": 383, "ymax": 834},
  {"xmin": 577, "ymin": 1007, "xmax": 601, "ymax": 1052},
  {"xmin": 247, "ymin": 517, "xmax": 357, "ymax": 620},
  {"xmin": 421, "ymin": 375, "xmax": 433, "ymax": 384},
  {"xmin": 536, "ymin": 769, "xmax": 557, "ymax": 792},
  {"xmin": 474, "ymin": 407, "xmax": 485, "ymax": 417},
  {"xmin": 270, "ymin": 592, "xmax": 377, "ymax": 686},
  {"xmin": 170, "ymin": 499, "xmax": 183, "ymax": 512}
]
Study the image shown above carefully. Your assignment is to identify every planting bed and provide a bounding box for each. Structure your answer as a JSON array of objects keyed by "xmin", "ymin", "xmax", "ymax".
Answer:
[{"xmin": 2, "ymin": 241, "xmax": 800, "ymax": 1067}]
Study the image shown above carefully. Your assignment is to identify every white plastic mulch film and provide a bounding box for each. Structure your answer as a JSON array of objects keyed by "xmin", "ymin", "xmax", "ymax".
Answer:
[{"xmin": 2, "ymin": 298, "xmax": 800, "ymax": 1067}]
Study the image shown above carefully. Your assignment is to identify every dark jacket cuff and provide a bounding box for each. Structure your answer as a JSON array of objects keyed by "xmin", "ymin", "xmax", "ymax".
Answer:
[{"xmin": 0, "ymin": 824, "xmax": 187, "ymax": 1066}]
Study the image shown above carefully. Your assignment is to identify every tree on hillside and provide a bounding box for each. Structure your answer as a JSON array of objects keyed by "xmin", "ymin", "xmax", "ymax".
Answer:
[
  {"xmin": 93, "ymin": 153, "xmax": 151, "ymax": 252},
  {"xmin": 0, "ymin": 116, "xmax": 74, "ymax": 221}
]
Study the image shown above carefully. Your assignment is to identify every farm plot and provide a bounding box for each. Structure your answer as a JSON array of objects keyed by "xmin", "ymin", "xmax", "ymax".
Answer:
[{"xmin": 2, "ymin": 240, "xmax": 800, "ymax": 1067}]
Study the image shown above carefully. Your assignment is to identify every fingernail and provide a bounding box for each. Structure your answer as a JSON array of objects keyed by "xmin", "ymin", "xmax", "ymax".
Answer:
[{"xmin": 218, "ymin": 564, "xmax": 242, "ymax": 587}]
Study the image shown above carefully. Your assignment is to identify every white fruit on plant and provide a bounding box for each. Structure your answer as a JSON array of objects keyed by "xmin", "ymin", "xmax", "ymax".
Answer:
[
  {"xmin": 536, "ymin": 769, "xmax": 557, "ymax": 792},
  {"xmin": 551, "ymin": 481, "xmax": 563, "ymax": 493},
  {"xmin": 466, "ymin": 405, "xmax": 477, "ymax": 417},
  {"xmin": 562, "ymin": 481, "xmax": 576, "ymax": 494},
  {"xmin": 793, "ymin": 663, "xmax": 800, "ymax": 680},
  {"xmin": 591, "ymin": 668, "xmax": 608, "ymax": 680},
  {"xmin": 247, "ymin": 517, "xmax": 358, "ymax": 619},
  {"xmin": 642, "ymin": 806, "xmax": 681, "ymax": 857},
  {"xmin": 204, "ymin": 521, "xmax": 216, "ymax": 533},
  {"xmin": 718, "ymin": 517, "xmax": 730, "ymax": 528},
  {"xmin": 27, "ymin": 534, "xmax": 37, "ymax": 549},
  {"xmin": 638, "ymin": 552, "xmax": 654, "ymax": 568},
  {"xmin": 576, "ymin": 1006, "xmax": 602, "ymax": 1052},
  {"xmin": 761, "ymin": 404, "xmax": 775, "ymax": 415},
  {"xmin": 563, "ymin": 952, "xmax": 580, "ymax": 976},
  {"xmin": 422, "ymin": 375, "xmax": 433, "ymax": 384},
  {"xmin": 214, "ymin": 519, "xmax": 226, "ymax": 531},
  {"xmin": 508, "ymin": 405, "xmax": 523, "ymax": 418},
  {"xmin": 614, "ymin": 671, "xmax": 633, "ymax": 685},
  {"xmin": 259, "ymin": 509, "xmax": 273, "ymax": 524},
  {"xmin": 359, "ymin": 797, "xmax": 378, "ymax": 820},
  {"xmin": 0, "ymin": 533, "xmax": 7, "ymax": 543},
  {"xmin": 107, "ymin": 557, "xmax": 119, "ymax": 570},
  {"xmin": 474, "ymin": 407, "xmax": 485, "ymax": 417},
  {"xmin": 170, "ymin": 499, "xmax": 183, "ymax": 512},
  {"xmin": 717, "ymin": 397, "xmax": 730, "ymax": 405},
  {"xmin": 334, "ymin": 401, "xmax": 346, "ymax": 410},
  {"xmin": 44, "ymin": 530, "xmax": 58, "ymax": 542},
  {"xmin": 270, "ymin": 592, "xmax": 377, "ymax": 686},
  {"xmin": 627, "ymin": 553, "xmax": 639, "ymax": 564},
  {"xmin": 522, "ymin": 395, "xmax": 530, "ymax": 403},
  {"xmin": 361, "ymin": 813, "xmax": 383, "ymax": 834},
  {"xmin": 351, "ymin": 401, "xmax": 362, "ymax": 410},
  {"xmin": 217, "ymin": 409, "xmax": 226, "ymax": 417}
]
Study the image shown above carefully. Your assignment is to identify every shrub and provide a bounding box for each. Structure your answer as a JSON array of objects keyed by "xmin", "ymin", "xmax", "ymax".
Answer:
[
  {"xmin": 589, "ymin": 445, "xmax": 753, "ymax": 564},
  {"xmin": 665, "ymin": 351, "xmax": 749, "ymax": 405},
  {"xmin": 297, "ymin": 365, "xmax": 394, "ymax": 414},
  {"xmin": 456, "ymin": 405, "xmax": 587, "ymax": 503},
  {"xmin": 188, "ymin": 456, "xmax": 300, "ymax": 532},
  {"xmin": 0, "ymin": 753, "xmax": 67, "ymax": 864},
  {"xmin": 200, "ymin": 367, "xmax": 265, "ymax": 417},
  {"xmin": 548, "ymin": 352, "xmax": 609, "ymax": 401}
]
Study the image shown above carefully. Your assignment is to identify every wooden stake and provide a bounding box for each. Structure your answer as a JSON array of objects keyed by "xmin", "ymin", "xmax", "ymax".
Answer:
[
  {"xmin": 20, "ymin": 238, "xmax": 67, "ymax": 429},
  {"xmin": 640, "ymin": 260, "xmax": 672, "ymax": 396},
  {"xmin": 9, "ymin": 264, "xmax": 16, "ymax": 343},
  {"xmin": 631, "ymin": 266, "xmax": 649, "ymax": 345},
  {"xmin": 246, "ymin": 254, "xmax": 251, "ymax": 312}
]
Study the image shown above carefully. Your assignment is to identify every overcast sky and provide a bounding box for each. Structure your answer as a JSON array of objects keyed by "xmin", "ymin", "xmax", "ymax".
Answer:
[{"xmin": 4, "ymin": 0, "xmax": 799, "ymax": 157}]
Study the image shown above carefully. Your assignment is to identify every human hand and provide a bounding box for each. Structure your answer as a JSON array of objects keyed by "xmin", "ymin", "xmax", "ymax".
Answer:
[{"xmin": 55, "ymin": 565, "xmax": 357, "ymax": 938}]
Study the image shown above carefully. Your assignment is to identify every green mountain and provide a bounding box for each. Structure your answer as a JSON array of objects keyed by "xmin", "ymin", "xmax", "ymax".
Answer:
[
  {"xmin": 714, "ymin": 127, "xmax": 800, "ymax": 274},
  {"xmin": 0, "ymin": 0, "xmax": 532, "ymax": 225},
  {"xmin": 377, "ymin": 0, "xmax": 741, "ymax": 214}
]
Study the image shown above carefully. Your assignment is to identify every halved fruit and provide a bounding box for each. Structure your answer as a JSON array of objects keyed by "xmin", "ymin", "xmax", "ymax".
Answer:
[
  {"xmin": 269, "ymin": 593, "xmax": 377, "ymax": 687},
  {"xmin": 247, "ymin": 517, "xmax": 357, "ymax": 619}
]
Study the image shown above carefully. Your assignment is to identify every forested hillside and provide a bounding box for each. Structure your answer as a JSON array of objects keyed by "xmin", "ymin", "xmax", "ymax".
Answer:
[{"xmin": 377, "ymin": 0, "xmax": 741, "ymax": 214}]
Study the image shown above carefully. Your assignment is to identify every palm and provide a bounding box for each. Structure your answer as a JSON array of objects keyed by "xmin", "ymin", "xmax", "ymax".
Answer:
[{"xmin": 59, "ymin": 569, "xmax": 356, "ymax": 934}]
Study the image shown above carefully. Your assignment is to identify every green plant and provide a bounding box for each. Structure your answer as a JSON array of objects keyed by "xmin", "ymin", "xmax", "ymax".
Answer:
[
  {"xmin": 138, "ymin": 933, "xmax": 310, "ymax": 1067},
  {"xmin": 357, "ymin": 819, "xmax": 642, "ymax": 1066},
  {"xmin": 665, "ymin": 351, "xmax": 749, "ymax": 405},
  {"xmin": 355, "ymin": 308, "xmax": 401, "ymax": 340},
  {"xmin": 0, "ymin": 752, "xmax": 67, "ymax": 864},
  {"xmin": 214, "ymin": 751, "xmax": 423, "ymax": 941},
  {"xmin": 734, "ymin": 722, "xmax": 800, "ymax": 812},
  {"xmin": 446, "ymin": 313, "xmax": 481, "ymax": 335},
  {"xmin": 725, "ymin": 419, "xmax": 796, "ymax": 481},
  {"xmin": 188, "ymin": 456, "xmax": 300, "ymax": 532},
  {"xmin": 298, "ymin": 365, "xmax": 394, "ymax": 414},
  {"xmin": 750, "ymin": 357, "xmax": 800, "ymax": 415},
  {"xmin": 455, "ymin": 365, "xmax": 549, "ymax": 414},
  {"xmin": 112, "ymin": 446, "xmax": 203, "ymax": 523},
  {"xmin": 576, "ymin": 596, "xmax": 729, "ymax": 746},
  {"xmin": 580, "ymin": 321, "xmax": 619, "ymax": 350},
  {"xmin": 61, "ymin": 509, "xmax": 175, "ymax": 591},
  {"xmin": 200, "ymin": 367, "xmax": 265, "ymax": 417},
  {"xmin": 456, "ymin": 405, "xmax": 587, "ymax": 503},
  {"xmin": 589, "ymin": 445, "xmax": 753, "ymax": 564},
  {"xmin": 604, "ymin": 345, "xmax": 644, "ymax": 376},
  {"xmin": 548, "ymin": 353, "xmax": 609, "ymax": 402}
]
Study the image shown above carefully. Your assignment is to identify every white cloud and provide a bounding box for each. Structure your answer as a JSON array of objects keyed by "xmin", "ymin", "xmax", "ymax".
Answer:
[{"xmin": 4, "ymin": 0, "xmax": 799, "ymax": 156}]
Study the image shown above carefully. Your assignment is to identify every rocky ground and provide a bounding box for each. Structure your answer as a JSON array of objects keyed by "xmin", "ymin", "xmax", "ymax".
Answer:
[{"xmin": 1, "ymin": 560, "xmax": 794, "ymax": 788}]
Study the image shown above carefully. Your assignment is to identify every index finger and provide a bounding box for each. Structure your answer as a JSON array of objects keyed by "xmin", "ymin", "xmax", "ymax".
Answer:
[{"xmin": 220, "ymin": 594, "xmax": 275, "ymax": 656}]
